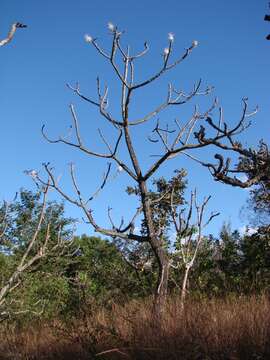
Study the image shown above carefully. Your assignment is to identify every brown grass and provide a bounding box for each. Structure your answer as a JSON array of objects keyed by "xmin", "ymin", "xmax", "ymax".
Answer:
[{"xmin": 0, "ymin": 295, "xmax": 269, "ymax": 359}]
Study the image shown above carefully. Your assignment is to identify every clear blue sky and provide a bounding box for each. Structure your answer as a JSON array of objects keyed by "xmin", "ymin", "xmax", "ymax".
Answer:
[{"xmin": 1, "ymin": 0, "xmax": 269, "ymax": 237}]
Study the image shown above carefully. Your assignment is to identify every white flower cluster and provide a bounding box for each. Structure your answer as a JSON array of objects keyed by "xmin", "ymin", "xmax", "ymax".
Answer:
[
  {"xmin": 26, "ymin": 169, "xmax": 38, "ymax": 178},
  {"xmin": 168, "ymin": 32, "xmax": 174, "ymax": 42},
  {"xmin": 107, "ymin": 22, "xmax": 115, "ymax": 32},
  {"xmin": 31, "ymin": 170, "xmax": 37, "ymax": 178},
  {"xmin": 164, "ymin": 47, "xmax": 170, "ymax": 55},
  {"xmin": 84, "ymin": 34, "xmax": 93, "ymax": 43}
]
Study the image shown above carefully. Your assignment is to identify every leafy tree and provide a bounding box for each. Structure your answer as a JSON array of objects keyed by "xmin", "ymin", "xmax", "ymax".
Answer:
[
  {"xmin": 0, "ymin": 187, "xmax": 75, "ymax": 320},
  {"xmin": 67, "ymin": 235, "xmax": 154, "ymax": 308},
  {"xmin": 1, "ymin": 189, "xmax": 73, "ymax": 253},
  {"xmin": 239, "ymin": 229, "xmax": 270, "ymax": 292},
  {"xmin": 240, "ymin": 141, "xmax": 270, "ymax": 226},
  {"xmin": 217, "ymin": 224, "xmax": 242, "ymax": 292}
]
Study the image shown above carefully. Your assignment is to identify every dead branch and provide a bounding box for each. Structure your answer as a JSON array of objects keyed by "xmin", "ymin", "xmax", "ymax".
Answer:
[
  {"xmin": 0, "ymin": 23, "xmax": 27, "ymax": 47},
  {"xmin": 37, "ymin": 163, "xmax": 147, "ymax": 244}
]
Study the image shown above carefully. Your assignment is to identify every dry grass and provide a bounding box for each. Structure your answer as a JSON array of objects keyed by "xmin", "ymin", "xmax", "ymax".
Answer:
[{"xmin": 0, "ymin": 295, "xmax": 269, "ymax": 359}]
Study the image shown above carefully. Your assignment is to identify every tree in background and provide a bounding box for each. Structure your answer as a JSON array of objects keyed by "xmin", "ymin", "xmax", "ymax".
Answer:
[
  {"xmin": 242, "ymin": 141, "xmax": 270, "ymax": 227},
  {"xmin": 216, "ymin": 224, "xmax": 242, "ymax": 292},
  {"xmin": 69, "ymin": 235, "xmax": 154, "ymax": 309},
  {"xmin": 239, "ymin": 229, "xmax": 270, "ymax": 292},
  {"xmin": 0, "ymin": 185, "xmax": 76, "ymax": 321},
  {"xmin": 38, "ymin": 24, "xmax": 269, "ymax": 313}
]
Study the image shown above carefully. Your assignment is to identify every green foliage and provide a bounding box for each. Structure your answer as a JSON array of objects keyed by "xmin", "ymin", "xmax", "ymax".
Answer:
[
  {"xmin": 239, "ymin": 228, "xmax": 270, "ymax": 292},
  {"xmin": 0, "ymin": 188, "xmax": 76, "ymax": 320},
  {"xmin": 240, "ymin": 141, "xmax": 270, "ymax": 226},
  {"xmin": 67, "ymin": 235, "xmax": 155, "ymax": 306},
  {"xmin": 18, "ymin": 273, "xmax": 70, "ymax": 320},
  {"xmin": 1, "ymin": 184, "xmax": 270, "ymax": 323},
  {"xmin": 127, "ymin": 169, "xmax": 187, "ymax": 242},
  {"xmin": 0, "ymin": 189, "xmax": 74, "ymax": 255},
  {"xmin": 177, "ymin": 223, "xmax": 270, "ymax": 296}
]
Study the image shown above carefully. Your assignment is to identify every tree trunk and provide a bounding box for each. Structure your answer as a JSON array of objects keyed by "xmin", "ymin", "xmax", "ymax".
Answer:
[
  {"xmin": 0, "ymin": 270, "xmax": 19, "ymax": 304},
  {"xmin": 154, "ymin": 249, "xmax": 170, "ymax": 316},
  {"xmin": 180, "ymin": 264, "xmax": 191, "ymax": 311},
  {"xmin": 137, "ymin": 179, "xmax": 171, "ymax": 316}
]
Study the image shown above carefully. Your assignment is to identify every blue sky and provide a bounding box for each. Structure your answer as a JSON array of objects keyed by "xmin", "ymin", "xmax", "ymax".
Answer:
[{"xmin": 1, "ymin": 0, "xmax": 269, "ymax": 237}]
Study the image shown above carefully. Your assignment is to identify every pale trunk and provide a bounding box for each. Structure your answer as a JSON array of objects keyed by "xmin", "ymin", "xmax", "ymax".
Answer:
[
  {"xmin": 154, "ymin": 249, "xmax": 170, "ymax": 316},
  {"xmin": 180, "ymin": 264, "xmax": 191, "ymax": 310}
]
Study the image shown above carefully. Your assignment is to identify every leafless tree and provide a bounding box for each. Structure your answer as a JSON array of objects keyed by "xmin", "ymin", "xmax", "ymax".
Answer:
[
  {"xmin": 170, "ymin": 190, "xmax": 219, "ymax": 309},
  {"xmin": 0, "ymin": 22, "xmax": 27, "ymax": 47},
  {"xmin": 39, "ymin": 24, "xmax": 268, "ymax": 313}
]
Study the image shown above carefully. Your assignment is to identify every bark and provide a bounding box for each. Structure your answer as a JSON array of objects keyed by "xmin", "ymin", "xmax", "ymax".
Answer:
[
  {"xmin": 139, "ymin": 180, "xmax": 170, "ymax": 315},
  {"xmin": 123, "ymin": 122, "xmax": 170, "ymax": 314},
  {"xmin": 154, "ymin": 252, "xmax": 170, "ymax": 315},
  {"xmin": 180, "ymin": 264, "xmax": 191, "ymax": 310}
]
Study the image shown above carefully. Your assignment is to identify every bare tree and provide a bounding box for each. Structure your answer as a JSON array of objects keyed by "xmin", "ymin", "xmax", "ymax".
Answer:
[
  {"xmin": 0, "ymin": 22, "xmax": 27, "ymax": 47},
  {"xmin": 170, "ymin": 190, "xmax": 219, "ymax": 309},
  {"xmin": 39, "ymin": 24, "xmax": 268, "ymax": 313}
]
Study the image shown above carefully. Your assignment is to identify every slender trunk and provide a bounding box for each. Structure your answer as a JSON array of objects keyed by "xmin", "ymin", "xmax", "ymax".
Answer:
[
  {"xmin": 122, "ymin": 121, "xmax": 170, "ymax": 315},
  {"xmin": 0, "ymin": 268, "xmax": 21, "ymax": 307},
  {"xmin": 138, "ymin": 180, "xmax": 170, "ymax": 315},
  {"xmin": 154, "ymin": 249, "xmax": 170, "ymax": 316},
  {"xmin": 180, "ymin": 264, "xmax": 191, "ymax": 310}
]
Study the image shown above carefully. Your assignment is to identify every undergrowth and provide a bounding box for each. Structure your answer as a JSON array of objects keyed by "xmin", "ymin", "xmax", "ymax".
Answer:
[{"xmin": 0, "ymin": 295, "xmax": 269, "ymax": 359}]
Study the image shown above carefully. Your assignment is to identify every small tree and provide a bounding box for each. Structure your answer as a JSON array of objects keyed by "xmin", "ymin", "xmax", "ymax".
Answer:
[
  {"xmin": 240, "ymin": 229, "xmax": 270, "ymax": 292},
  {"xmin": 0, "ymin": 183, "xmax": 75, "ymax": 321},
  {"xmin": 39, "ymin": 24, "xmax": 268, "ymax": 313},
  {"xmin": 171, "ymin": 191, "xmax": 219, "ymax": 308}
]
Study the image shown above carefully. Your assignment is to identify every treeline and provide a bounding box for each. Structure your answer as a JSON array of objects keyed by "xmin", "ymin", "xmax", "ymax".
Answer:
[{"xmin": 0, "ymin": 189, "xmax": 269, "ymax": 322}]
